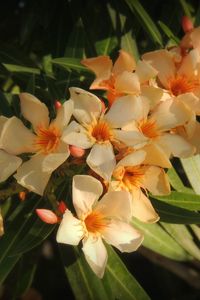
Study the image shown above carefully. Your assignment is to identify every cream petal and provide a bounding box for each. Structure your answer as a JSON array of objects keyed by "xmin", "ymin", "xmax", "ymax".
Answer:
[
  {"xmin": 104, "ymin": 95, "xmax": 149, "ymax": 128},
  {"xmin": 140, "ymin": 86, "xmax": 163, "ymax": 109},
  {"xmin": 116, "ymin": 150, "xmax": 146, "ymax": 167},
  {"xmin": 72, "ymin": 175, "xmax": 103, "ymax": 219},
  {"xmin": 188, "ymin": 121, "xmax": 200, "ymax": 154},
  {"xmin": 151, "ymin": 98, "xmax": 191, "ymax": 131},
  {"xmin": 81, "ymin": 56, "xmax": 112, "ymax": 81},
  {"xmin": 62, "ymin": 121, "xmax": 94, "ymax": 149},
  {"xmin": 131, "ymin": 189, "xmax": 159, "ymax": 223},
  {"xmin": 158, "ymin": 133, "xmax": 195, "ymax": 158},
  {"xmin": 41, "ymin": 151, "xmax": 70, "ymax": 173},
  {"xmin": 0, "ymin": 150, "xmax": 22, "ymax": 182},
  {"xmin": 51, "ymin": 100, "xmax": 73, "ymax": 130},
  {"xmin": 82, "ymin": 235, "xmax": 108, "ymax": 278},
  {"xmin": 87, "ymin": 143, "xmax": 116, "ymax": 181},
  {"xmin": 178, "ymin": 49, "xmax": 200, "ymax": 78},
  {"xmin": 19, "ymin": 93, "xmax": 49, "ymax": 132},
  {"xmin": 69, "ymin": 87, "xmax": 102, "ymax": 124},
  {"xmin": 142, "ymin": 49, "xmax": 176, "ymax": 88},
  {"xmin": 14, "ymin": 154, "xmax": 52, "ymax": 195},
  {"xmin": 144, "ymin": 166, "xmax": 171, "ymax": 195},
  {"xmin": 56, "ymin": 210, "xmax": 84, "ymax": 245},
  {"xmin": 142, "ymin": 143, "xmax": 172, "ymax": 168},
  {"xmin": 0, "ymin": 209, "xmax": 3, "ymax": 236},
  {"xmin": 176, "ymin": 93, "xmax": 200, "ymax": 115},
  {"xmin": 113, "ymin": 129, "xmax": 148, "ymax": 147},
  {"xmin": 102, "ymin": 220, "xmax": 143, "ymax": 252},
  {"xmin": 112, "ymin": 50, "xmax": 136, "ymax": 75},
  {"xmin": 0, "ymin": 116, "xmax": 8, "ymax": 136},
  {"xmin": 115, "ymin": 71, "xmax": 140, "ymax": 94},
  {"xmin": 0, "ymin": 117, "xmax": 36, "ymax": 155},
  {"xmin": 191, "ymin": 27, "xmax": 200, "ymax": 51},
  {"xmin": 135, "ymin": 60, "xmax": 158, "ymax": 83},
  {"xmin": 96, "ymin": 190, "xmax": 132, "ymax": 221}
]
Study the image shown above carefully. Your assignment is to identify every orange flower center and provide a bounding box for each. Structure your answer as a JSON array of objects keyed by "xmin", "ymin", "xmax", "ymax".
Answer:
[
  {"xmin": 84, "ymin": 211, "xmax": 107, "ymax": 233},
  {"xmin": 168, "ymin": 75, "xmax": 200, "ymax": 96},
  {"xmin": 113, "ymin": 165, "xmax": 147, "ymax": 191},
  {"xmin": 34, "ymin": 125, "xmax": 61, "ymax": 154},
  {"xmin": 91, "ymin": 120, "xmax": 113, "ymax": 143},
  {"xmin": 139, "ymin": 119, "xmax": 160, "ymax": 139},
  {"xmin": 100, "ymin": 74, "xmax": 124, "ymax": 106}
]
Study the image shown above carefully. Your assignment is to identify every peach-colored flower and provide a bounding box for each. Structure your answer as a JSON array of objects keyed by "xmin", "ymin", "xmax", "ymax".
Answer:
[
  {"xmin": 0, "ymin": 93, "xmax": 73, "ymax": 195},
  {"xmin": 56, "ymin": 175, "xmax": 143, "ymax": 278},
  {"xmin": 82, "ymin": 50, "xmax": 157, "ymax": 106}
]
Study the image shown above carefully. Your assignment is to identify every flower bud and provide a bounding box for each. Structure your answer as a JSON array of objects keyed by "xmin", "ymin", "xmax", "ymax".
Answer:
[
  {"xmin": 58, "ymin": 201, "xmax": 67, "ymax": 214},
  {"xmin": 181, "ymin": 16, "xmax": 193, "ymax": 33},
  {"xmin": 54, "ymin": 100, "xmax": 62, "ymax": 110},
  {"xmin": 36, "ymin": 209, "xmax": 58, "ymax": 224},
  {"xmin": 19, "ymin": 191, "xmax": 26, "ymax": 201},
  {"xmin": 69, "ymin": 145, "xmax": 85, "ymax": 158}
]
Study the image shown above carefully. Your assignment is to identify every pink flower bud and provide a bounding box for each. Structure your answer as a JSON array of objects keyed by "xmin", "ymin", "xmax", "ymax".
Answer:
[
  {"xmin": 58, "ymin": 201, "xmax": 67, "ymax": 214},
  {"xmin": 19, "ymin": 191, "xmax": 26, "ymax": 201},
  {"xmin": 69, "ymin": 145, "xmax": 85, "ymax": 158},
  {"xmin": 54, "ymin": 100, "xmax": 62, "ymax": 109},
  {"xmin": 181, "ymin": 16, "xmax": 194, "ymax": 33},
  {"xmin": 36, "ymin": 209, "xmax": 58, "ymax": 224}
]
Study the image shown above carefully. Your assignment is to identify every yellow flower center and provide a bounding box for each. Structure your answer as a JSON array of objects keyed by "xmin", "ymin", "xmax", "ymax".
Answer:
[
  {"xmin": 113, "ymin": 165, "xmax": 146, "ymax": 191},
  {"xmin": 139, "ymin": 118, "xmax": 160, "ymax": 139},
  {"xmin": 84, "ymin": 211, "xmax": 107, "ymax": 234},
  {"xmin": 91, "ymin": 120, "xmax": 113, "ymax": 143},
  {"xmin": 168, "ymin": 75, "xmax": 200, "ymax": 96},
  {"xmin": 34, "ymin": 125, "xmax": 61, "ymax": 154}
]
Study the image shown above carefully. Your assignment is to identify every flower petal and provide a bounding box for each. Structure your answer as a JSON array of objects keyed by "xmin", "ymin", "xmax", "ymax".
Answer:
[
  {"xmin": 116, "ymin": 150, "xmax": 146, "ymax": 167},
  {"xmin": 73, "ymin": 175, "xmax": 103, "ymax": 218},
  {"xmin": 41, "ymin": 150, "xmax": 70, "ymax": 173},
  {"xmin": 19, "ymin": 93, "xmax": 49, "ymax": 132},
  {"xmin": 115, "ymin": 71, "xmax": 140, "ymax": 94},
  {"xmin": 176, "ymin": 93, "xmax": 200, "ymax": 115},
  {"xmin": 14, "ymin": 154, "xmax": 52, "ymax": 195},
  {"xmin": 104, "ymin": 95, "xmax": 149, "ymax": 128},
  {"xmin": 131, "ymin": 189, "xmax": 159, "ymax": 223},
  {"xmin": 0, "ymin": 117, "xmax": 36, "ymax": 155},
  {"xmin": 62, "ymin": 121, "xmax": 93, "ymax": 149},
  {"xmin": 82, "ymin": 235, "xmax": 107, "ymax": 278},
  {"xmin": 141, "ymin": 86, "xmax": 163, "ymax": 109},
  {"xmin": 178, "ymin": 48, "xmax": 200, "ymax": 78},
  {"xmin": 102, "ymin": 220, "xmax": 143, "ymax": 252},
  {"xmin": 69, "ymin": 87, "xmax": 102, "ymax": 124},
  {"xmin": 112, "ymin": 50, "xmax": 136, "ymax": 75},
  {"xmin": 135, "ymin": 60, "xmax": 158, "ymax": 83},
  {"xmin": 144, "ymin": 166, "xmax": 171, "ymax": 195},
  {"xmin": 152, "ymin": 98, "xmax": 191, "ymax": 131},
  {"xmin": 142, "ymin": 143, "xmax": 172, "ymax": 168},
  {"xmin": 86, "ymin": 143, "xmax": 116, "ymax": 181},
  {"xmin": 96, "ymin": 190, "xmax": 132, "ymax": 221},
  {"xmin": 0, "ymin": 116, "xmax": 8, "ymax": 135},
  {"xmin": 113, "ymin": 129, "xmax": 148, "ymax": 147},
  {"xmin": 0, "ymin": 150, "xmax": 22, "ymax": 182},
  {"xmin": 51, "ymin": 99, "xmax": 74, "ymax": 130},
  {"xmin": 56, "ymin": 210, "xmax": 84, "ymax": 245}
]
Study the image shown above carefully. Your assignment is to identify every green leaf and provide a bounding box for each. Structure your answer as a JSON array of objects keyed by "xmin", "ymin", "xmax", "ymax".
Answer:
[
  {"xmin": 167, "ymin": 167, "xmax": 194, "ymax": 193},
  {"xmin": 161, "ymin": 223, "xmax": 200, "ymax": 260},
  {"xmin": 132, "ymin": 219, "xmax": 190, "ymax": 261},
  {"xmin": 179, "ymin": 0, "xmax": 193, "ymax": 18},
  {"xmin": 2, "ymin": 64, "xmax": 40, "ymax": 75},
  {"xmin": 151, "ymin": 199, "xmax": 200, "ymax": 224},
  {"xmin": 121, "ymin": 30, "xmax": 140, "ymax": 61},
  {"xmin": 0, "ymin": 91, "xmax": 13, "ymax": 117},
  {"xmin": 181, "ymin": 155, "xmax": 200, "ymax": 194},
  {"xmin": 0, "ymin": 255, "xmax": 21, "ymax": 284},
  {"xmin": 153, "ymin": 191, "xmax": 200, "ymax": 210},
  {"xmin": 124, "ymin": 0, "xmax": 163, "ymax": 46},
  {"xmin": 95, "ymin": 37, "xmax": 118, "ymax": 56},
  {"xmin": 105, "ymin": 246, "xmax": 150, "ymax": 300},
  {"xmin": 52, "ymin": 57, "xmax": 89, "ymax": 73},
  {"xmin": 158, "ymin": 21, "xmax": 180, "ymax": 43}
]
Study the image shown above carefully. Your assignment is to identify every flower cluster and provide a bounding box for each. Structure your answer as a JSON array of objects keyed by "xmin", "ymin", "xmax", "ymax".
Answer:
[{"xmin": 0, "ymin": 16, "xmax": 199, "ymax": 278}]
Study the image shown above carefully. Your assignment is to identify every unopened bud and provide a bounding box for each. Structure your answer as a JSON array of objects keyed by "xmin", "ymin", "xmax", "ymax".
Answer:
[
  {"xmin": 69, "ymin": 145, "xmax": 85, "ymax": 158},
  {"xmin": 181, "ymin": 16, "xmax": 194, "ymax": 33},
  {"xmin": 58, "ymin": 201, "xmax": 67, "ymax": 214},
  {"xmin": 54, "ymin": 100, "xmax": 62, "ymax": 110},
  {"xmin": 36, "ymin": 209, "xmax": 58, "ymax": 224},
  {"xmin": 19, "ymin": 191, "xmax": 26, "ymax": 201}
]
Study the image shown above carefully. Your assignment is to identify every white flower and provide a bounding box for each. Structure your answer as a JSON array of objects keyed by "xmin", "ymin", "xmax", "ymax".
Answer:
[
  {"xmin": 0, "ymin": 93, "xmax": 73, "ymax": 195},
  {"xmin": 56, "ymin": 175, "xmax": 143, "ymax": 278}
]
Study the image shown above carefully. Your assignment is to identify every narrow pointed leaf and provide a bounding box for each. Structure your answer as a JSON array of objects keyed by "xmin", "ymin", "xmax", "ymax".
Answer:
[
  {"xmin": 167, "ymin": 167, "xmax": 194, "ymax": 194},
  {"xmin": 181, "ymin": 155, "xmax": 200, "ymax": 194}
]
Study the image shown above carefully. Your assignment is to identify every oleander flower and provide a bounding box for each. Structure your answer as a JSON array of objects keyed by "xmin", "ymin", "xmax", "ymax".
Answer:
[
  {"xmin": 0, "ymin": 116, "xmax": 22, "ymax": 182},
  {"xmin": 63, "ymin": 87, "xmax": 147, "ymax": 180},
  {"xmin": 0, "ymin": 93, "xmax": 73, "ymax": 195},
  {"xmin": 56, "ymin": 175, "xmax": 143, "ymax": 278},
  {"xmin": 81, "ymin": 50, "xmax": 157, "ymax": 106},
  {"xmin": 109, "ymin": 149, "xmax": 170, "ymax": 223}
]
